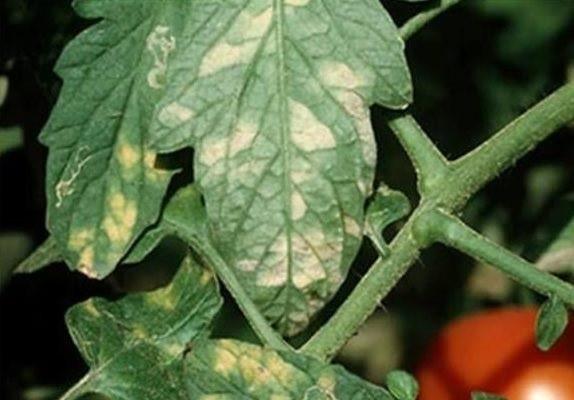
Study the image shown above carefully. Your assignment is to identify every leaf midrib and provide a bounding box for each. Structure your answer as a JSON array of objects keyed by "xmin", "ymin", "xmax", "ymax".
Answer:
[{"xmin": 274, "ymin": 0, "xmax": 295, "ymax": 328}]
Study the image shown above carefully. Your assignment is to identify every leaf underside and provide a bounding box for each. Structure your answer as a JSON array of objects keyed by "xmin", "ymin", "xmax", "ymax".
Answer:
[{"xmin": 149, "ymin": 0, "xmax": 412, "ymax": 335}]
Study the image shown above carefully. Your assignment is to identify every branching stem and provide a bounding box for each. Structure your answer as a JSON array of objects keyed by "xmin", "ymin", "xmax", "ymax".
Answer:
[
  {"xmin": 301, "ymin": 82, "xmax": 574, "ymax": 361},
  {"xmin": 418, "ymin": 210, "xmax": 574, "ymax": 308},
  {"xmin": 386, "ymin": 112, "xmax": 450, "ymax": 195}
]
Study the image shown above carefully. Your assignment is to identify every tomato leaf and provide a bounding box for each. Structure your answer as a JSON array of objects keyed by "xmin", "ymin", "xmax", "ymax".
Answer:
[
  {"xmin": 62, "ymin": 254, "xmax": 222, "ymax": 400},
  {"xmin": 385, "ymin": 370, "xmax": 419, "ymax": 400},
  {"xmin": 471, "ymin": 392, "xmax": 507, "ymax": 400},
  {"xmin": 149, "ymin": 0, "xmax": 412, "ymax": 335},
  {"xmin": 536, "ymin": 295, "xmax": 569, "ymax": 351},
  {"xmin": 185, "ymin": 339, "xmax": 394, "ymax": 399},
  {"xmin": 39, "ymin": 0, "xmax": 188, "ymax": 279},
  {"xmin": 14, "ymin": 236, "xmax": 62, "ymax": 274},
  {"xmin": 365, "ymin": 186, "xmax": 411, "ymax": 258}
]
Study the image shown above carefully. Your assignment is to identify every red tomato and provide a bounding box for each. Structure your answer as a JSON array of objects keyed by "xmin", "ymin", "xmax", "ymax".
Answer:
[{"xmin": 416, "ymin": 307, "xmax": 574, "ymax": 400}]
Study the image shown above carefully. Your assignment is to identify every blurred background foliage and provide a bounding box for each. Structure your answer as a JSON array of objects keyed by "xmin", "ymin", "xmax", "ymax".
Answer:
[{"xmin": 1, "ymin": 0, "xmax": 573, "ymax": 399}]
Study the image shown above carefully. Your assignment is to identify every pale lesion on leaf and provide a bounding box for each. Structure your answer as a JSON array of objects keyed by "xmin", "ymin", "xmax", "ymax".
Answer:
[
  {"xmin": 55, "ymin": 147, "xmax": 93, "ymax": 208},
  {"xmin": 146, "ymin": 25, "xmax": 176, "ymax": 89}
]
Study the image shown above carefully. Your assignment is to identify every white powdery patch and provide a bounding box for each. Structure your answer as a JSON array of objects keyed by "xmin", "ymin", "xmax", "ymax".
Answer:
[
  {"xmin": 199, "ymin": 138, "xmax": 227, "ymax": 167},
  {"xmin": 229, "ymin": 160, "xmax": 268, "ymax": 187},
  {"xmin": 343, "ymin": 215, "xmax": 362, "ymax": 238},
  {"xmin": 291, "ymin": 233, "xmax": 328, "ymax": 289},
  {"xmin": 289, "ymin": 100, "xmax": 336, "ymax": 152},
  {"xmin": 291, "ymin": 191, "xmax": 307, "ymax": 220},
  {"xmin": 146, "ymin": 25, "xmax": 176, "ymax": 89},
  {"xmin": 199, "ymin": 8, "xmax": 272, "ymax": 77},
  {"xmin": 320, "ymin": 61, "xmax": 364, "ymax": 90},
  {"xmin": 157, "ymin": 101, "xmax": 193, "ymax": 128},
  {"xmin": 256, "ymin": 234, "xmax": 289, "ymax": 287},
  {"xmin": 233, "ymin": 7, "xmax": 273, "ymax": 41},
  {"xmin": 335, "ymin": 90, "xmax": 377, "ymax": 168},
  {"xmin": 199, "ymin": 42, "xmax": 256, "ymax": 77},
  {"xmin": 229, "ymin": 120, "xmax": 258, "ymax": 157}
]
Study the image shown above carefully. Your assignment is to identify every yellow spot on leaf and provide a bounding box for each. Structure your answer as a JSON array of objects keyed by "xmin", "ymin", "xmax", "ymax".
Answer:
[
  {"xmin": 290, "ymin": 100, "xmax": 336, "ymax": 152},
  {"xmin": 103, "ymin": 193, "xmax": 138, "ymax": 247},
  {"xmin": 78, "ymin": 247, "xmax": 96, "ymax": 278},
  {"xmin": 68, "ymin": 228, "xmax": 95, "ymax": 251},
  {"xmin": 320, "ymin": 62, "xmax": 364, "ymax": 89},
  {"xmin": 291, "ymin": 191, "xmax": 307, "ymax": 220},
  {"xmin": 158, "ymin": 101, "xmax": 194, "ymax": 128},
  {"xmin": 199, "ymin": 41, "xmax": 258, "ymax": 77},
  {"xmin": 343, "ymin": 215, "xmax": 362, "ymax": 238},
  {"xmin": 229, "ymin": 120, "xmax": 258, "ymax": 157},
  {"xmin": 199, "ymin": 138, "xmax": 227, "ymax": 167},
  {"xmin": 257, "ymin": 234, "xmax": 288, "ymax": 287},
  {"xmin": 117, "ymin": 142, "xmax": 140, "ymax": 169},
  {"xmin": 213, "ymin": 342, "xmax": 238, "ymax": 376}
]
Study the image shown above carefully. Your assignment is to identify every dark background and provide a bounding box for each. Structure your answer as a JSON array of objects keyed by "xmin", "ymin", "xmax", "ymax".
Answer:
[{"xmin": 1, "ymin": 0, "xmax": 573, "ymax": 399}]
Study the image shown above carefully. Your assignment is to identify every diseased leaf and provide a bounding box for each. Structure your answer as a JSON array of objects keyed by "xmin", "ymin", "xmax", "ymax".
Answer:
[
  {"xmin": 385, "ymin": 370, "xmax": 418, "ymax": 400},
  {"xmin": 536, "ymin": 295, "xmax": 569, "ymax": 351},
  {"xmin": 14, "ymin": 236, "xmax": 62, "ymax": 274},
  {"xmin": 62, "ymin": 254, "xmax": 222, "ymax": 400},
  {"xmin": 150, "ymin": 0, "xmax": 412, "ymax": 335},
  {"xmin": 185, "ymin": 339, "xmax": 394, "ymax": 399},
  {"xmin": 40, "ymin": 0, "xmax": 185, "ymax": 278},
  {"xmin": 365, "ymin": 186, "xmax": 411, "ymax": 258}
]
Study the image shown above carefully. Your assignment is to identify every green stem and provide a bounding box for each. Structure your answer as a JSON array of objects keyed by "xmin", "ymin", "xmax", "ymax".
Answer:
[
  {"xmin": 301, "ymin": 83, "xmax": 574, "ymax": 361},
  {"xmin": 300, "ymin": 213, "xmax": 422, "ymax": 360},
  {"xmin": 168, "ymin": 218, "xmax": 292, "ymax": 352},
  {"xmin": 399, "ymin": 0, "xmax": 463, "ymax": 40},
  {"xmin": 419, "ymin": 210, "xmax": 574, "ymax": 308},
  {"xmin": 443, "ymin": 83, "xmax": 574, "ymax": 208},
  {"xmin": 386, "ymin": 112, "xmax": 450, "ymax": 195}
]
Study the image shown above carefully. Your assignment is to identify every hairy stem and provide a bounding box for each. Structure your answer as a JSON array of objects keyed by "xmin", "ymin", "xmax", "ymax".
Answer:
[
  {"xmin": 419, "ymin": 210, "xmax": 574, "ymax": 308},
  {"xmin": 442, "ymin": 83, "xmax": 574, "ymax": 208},
  {"xmin": 386, "ymin": 112, "xmax": 450, "ymax": 195},
  {"xmin": 301, "ymin": 82, "xmax": 574, "ymax": 361},
  {"xmin": 400, "ymin": 0, "xmax": 463, "ymax": 40},
  {"xmin": 300, "ymin": 213, "xmax": 422, "ymax": 360},
  {"xmin": 166, "ymin": 214, "xmax": 291, "ymax": 352}
]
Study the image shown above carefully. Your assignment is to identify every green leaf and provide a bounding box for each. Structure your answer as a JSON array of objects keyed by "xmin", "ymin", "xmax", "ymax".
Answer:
[
  {"xmin": 185, "ymin": 339, "xmax": 394, "ymax": 399},
  {"xmin": 365, "ymin": 186, "xmax": 411, "ymax": 258},
  {"xmin": 14, "ymin": 236, "xmax": 62, "ymax": 274},
  {"xmin": 471, "ymin": 392, "xmax": 507, "ymax": 400},
  {"xmin": 39, "ymin": 0, "xmax": 186, "ymax": 279},
  {"xmin": 62, "ymin": 254, "xmax": 222, "ymax": 400},
  {"xmin": 385, "ymin": 370, "xmax": 418, "ymax": 400},
  {"xmin": 536, "ymin": 295, "xmax": 569, "ymax": 351},
  {"xmin": 149, "ymin": 0, "xmax": 412, "ymax": 335}
]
